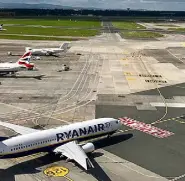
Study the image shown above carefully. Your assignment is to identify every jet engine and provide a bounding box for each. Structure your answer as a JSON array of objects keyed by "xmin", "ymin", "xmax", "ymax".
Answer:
[{"xmin": 82, "ymin": 143, "xmax": 95, "ymax": 153}]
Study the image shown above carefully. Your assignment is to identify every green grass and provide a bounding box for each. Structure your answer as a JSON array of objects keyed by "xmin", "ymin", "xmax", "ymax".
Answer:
[
  {"xmin": 122, "ymin": 31, "xmax": 163, "ymax": 39},
  {"xmin": 168, "ymin": 28, "xmax": 185, "ymax": 32},
  {"xmin": 112, "ymin": 21, "xmax": 146, "ymax": 30},
  {"xmin": 0, "ymin": 34, "xmax": 76, "ymax": 41},
  {"xmin": 0, "ymin": 26, "xmax": 99, "ymax": 37},
  {"xmin": 1, "ymin": 18, "xmax": 101, "ymax": 27}
]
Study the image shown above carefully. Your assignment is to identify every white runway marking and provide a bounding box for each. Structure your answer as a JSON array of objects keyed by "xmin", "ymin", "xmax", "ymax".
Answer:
[
  {"xmin": 119, "ymin": 117, "xmax": 174, "ymax": 138},
  {"xmin": 150, "ymin": 102, "xmax": 185, "ymax": 108},
  {"xmin": 170, "ymin": 173, "xmax": 185, "ymax": 181}
]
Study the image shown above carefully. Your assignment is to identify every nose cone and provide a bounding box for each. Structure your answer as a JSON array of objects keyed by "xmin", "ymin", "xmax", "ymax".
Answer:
[
  {"xmin": 113, "ymin": 119, "xmax": 121, "ymax": 129},
  {"xmin": 117, "ymin": 119, "xmax": 122, "ymax": 128}
]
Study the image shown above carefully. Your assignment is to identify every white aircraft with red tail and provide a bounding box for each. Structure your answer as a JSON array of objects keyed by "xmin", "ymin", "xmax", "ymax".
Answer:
[{"xmin": 0, "ymin": 51, "xmax": 35, "ymax": 75}]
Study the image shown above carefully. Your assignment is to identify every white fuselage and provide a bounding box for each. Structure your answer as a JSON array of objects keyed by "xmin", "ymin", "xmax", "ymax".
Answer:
[
  {"xmin": 0, "ymin": 62, "xmax": 27, "ymax": 73},
  {"xmin": 0, "ymin": 118, "xmax": 121, "ymax": 157},
  {"xmin": 29, "ymin": 48, "xmax": 64, "ymax": 55}
]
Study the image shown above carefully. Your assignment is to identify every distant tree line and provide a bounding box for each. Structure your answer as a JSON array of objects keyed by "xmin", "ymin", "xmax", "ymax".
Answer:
[{"xmin": 0, "ymin": 9, "xmax": 185, "ymax": 19}]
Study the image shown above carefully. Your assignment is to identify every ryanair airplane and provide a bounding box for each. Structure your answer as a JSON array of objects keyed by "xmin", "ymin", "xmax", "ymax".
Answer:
[{"xmin": 0, "ymin": 118, "xmax": 121, "ymax": 170}]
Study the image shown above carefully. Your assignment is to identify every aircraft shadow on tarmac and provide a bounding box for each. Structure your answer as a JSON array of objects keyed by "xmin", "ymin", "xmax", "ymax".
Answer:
[
  {"xmin": 8, "ymin": 54, "xmax": 60, "ymax": 57},
  {"xmin": 0, "ymin": 154, "xmax": 61, "ymax": 181},
  {"xmin": 0, "ymin": 75, "xmax": 45, "ymax": 80},
  {"xmin": 0, "ymin": 133, "xmax": 133, "ymax": 181},
  {"xmin": 86, "ymin": 133, "xmax": 133, "ymax": 181}
]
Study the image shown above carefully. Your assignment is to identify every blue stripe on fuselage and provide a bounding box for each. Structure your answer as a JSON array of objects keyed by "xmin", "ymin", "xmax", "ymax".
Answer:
[{"xmin": 0, "ymin": 136, "xmax": 9, "ymax": 141}]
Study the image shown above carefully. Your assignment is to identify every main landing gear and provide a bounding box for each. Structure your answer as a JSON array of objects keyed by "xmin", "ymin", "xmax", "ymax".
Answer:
[{"xmin": 107, "ymin": 131, "xmax": 115, "ymax": 138}]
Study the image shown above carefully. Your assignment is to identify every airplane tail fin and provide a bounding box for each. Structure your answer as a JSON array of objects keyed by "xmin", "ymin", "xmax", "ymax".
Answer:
[
  {"xmin": 0, "ymin": 24, "xmax": 6, "ymax": 31},
  {"xmin": 18, "ymin": 51, "xmax": 31, "ymax": 62},
  {"xmin": 59, "ymin": 42, "xmax": 69, "ymax": 49},
  {"xmin": 17, "ymin": 51, "xmax": 34, "ymax": 69}
]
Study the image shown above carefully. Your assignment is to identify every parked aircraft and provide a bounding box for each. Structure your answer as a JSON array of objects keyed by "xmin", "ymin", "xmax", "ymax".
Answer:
[
  {"xmin": 25, "ymin": 42, "xmax": 69, "ymax": 56},
  {"xmin": 0, "ymin": 51, "xmax": 34, "ymax": 75},
  {"xmin": 0, "ymin": 118, "xmax": 121, "ymax": 170},
  {"xmin": 0, "ymin": 24, "xmax": 6, "ymax": 31}
]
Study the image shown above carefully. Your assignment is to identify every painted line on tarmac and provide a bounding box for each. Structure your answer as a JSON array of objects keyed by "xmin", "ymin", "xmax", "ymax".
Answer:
[
  {"xmin": 167, "ymin": 49, "xmax": 184, "ymax": 63},
  {"xmin": 150, "ymin": 102, "xmax": 185, "ymax": 108},
  {"xmin": 174, "ymin": 119, "xmax": 185, "ymax": 124},
  {"xmin": 151, "ymin": 116, "xmax": 182, "ymax": 125},
  {"xmin": 119, "ymin": 117, "xmax": 174, "ymax": 138},
  {"xmin": 102, "ymin": 151, "xmax": 169, "ymax": 180},
  {"xmin": 170, "ymin": 173, "xmax": 185, "ymax": 181}
]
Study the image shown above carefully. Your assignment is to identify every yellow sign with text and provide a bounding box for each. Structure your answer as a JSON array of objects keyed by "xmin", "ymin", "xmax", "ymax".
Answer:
[{"xmin": 44, "ymin": 166, "xmax": 73, "ymax": 181}]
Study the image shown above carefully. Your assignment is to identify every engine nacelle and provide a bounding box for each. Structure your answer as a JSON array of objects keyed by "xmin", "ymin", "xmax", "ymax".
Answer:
[{"xmin": 82, "ymin": 143, "xmax": 95, "ymax": 153}]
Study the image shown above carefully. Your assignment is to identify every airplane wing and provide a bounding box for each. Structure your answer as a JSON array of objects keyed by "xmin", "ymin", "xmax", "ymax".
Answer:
[
  {"xmin": 0, "ymin": 120, "xmax": 40, "ymax": 135},
  {"xmin": 53, "ymin": 141, "xmax": 94, "ymax": 170}
]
